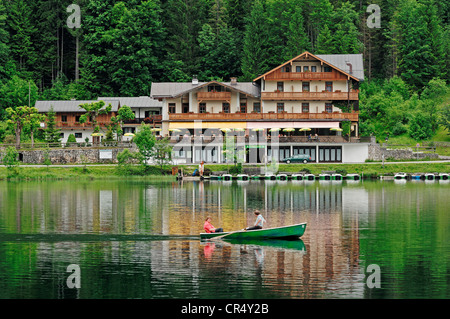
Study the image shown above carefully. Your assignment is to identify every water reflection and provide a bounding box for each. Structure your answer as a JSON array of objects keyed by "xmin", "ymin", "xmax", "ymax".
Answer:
[{"xmin": 0, "ymin": 179, "xmax": 449, "ymax": 299}]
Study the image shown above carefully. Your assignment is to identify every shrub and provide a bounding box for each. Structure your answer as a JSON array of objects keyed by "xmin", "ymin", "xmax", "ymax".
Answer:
[
  {"xmin": 391, "ymin": 122, "xmax": 408, "ymax": 136},
  {"xmin": 67, "ymin": 133, "xmax": 77, "ymax": 144}
]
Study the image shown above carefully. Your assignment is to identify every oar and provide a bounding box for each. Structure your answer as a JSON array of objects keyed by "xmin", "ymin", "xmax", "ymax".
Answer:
[{"xmin": 209, "ymin": 229, "xmax": 246, "ymax": 241}]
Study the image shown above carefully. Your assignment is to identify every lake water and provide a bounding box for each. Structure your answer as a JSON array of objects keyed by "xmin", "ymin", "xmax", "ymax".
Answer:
[{"xmin": 0, "ymin": 179, "xmax": 449, "ymax": 299}]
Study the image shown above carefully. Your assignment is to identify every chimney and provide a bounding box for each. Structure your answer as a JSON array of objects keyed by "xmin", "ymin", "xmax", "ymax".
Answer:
[
  {"xmin": 345, "ymin": 61, "xmax": 353, "ymax": 74},
  {"xmin": 230, "ymin": 77, "xmax": 237, "ymax": 85},
  {"xmin": 192, "ymin": 75, "xmax": 198, "ymax": 85}
]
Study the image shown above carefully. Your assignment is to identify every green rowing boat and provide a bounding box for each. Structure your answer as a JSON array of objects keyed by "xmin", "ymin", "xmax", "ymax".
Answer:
[{"xmin": 200, "ymin": 223, "xmax": 307, "ymax": 240}]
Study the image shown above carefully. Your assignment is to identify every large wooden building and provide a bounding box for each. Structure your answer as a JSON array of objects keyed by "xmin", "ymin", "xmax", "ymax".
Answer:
[{"xmin": 150, "ymin": 51, "xmax": 368, "ymax": 164}]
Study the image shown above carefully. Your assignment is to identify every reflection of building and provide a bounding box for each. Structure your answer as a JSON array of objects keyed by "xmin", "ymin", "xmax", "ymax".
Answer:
[{"xmin": 1, "ymin": 181, "xmax": 369, "ymax": 298}]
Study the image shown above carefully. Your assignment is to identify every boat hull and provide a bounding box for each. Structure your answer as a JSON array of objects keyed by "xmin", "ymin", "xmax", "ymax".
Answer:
[{"xmin": 200, "ymin": 223, "xmax": 307, "ymax": 240}]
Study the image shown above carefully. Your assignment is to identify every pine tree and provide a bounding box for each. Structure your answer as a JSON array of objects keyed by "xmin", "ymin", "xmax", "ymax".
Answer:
[
  {"xmin": 332, "ymin": 1, "xmax": 361, "ymax": 54},
  {"xmin": 0, "ymin": 0, "xmax": 13, "ymax": 81},
  {"xmin": 304, "ymin": 0, "xmax": 333, "ymax": 51},
  {"xmin": 44, "ymin": 106, "xmax": 61, "ymax": 144},
  {"xmin": 163, "ymin": 0, "xmax": 208, "ymax": 78},
  {"xmin": 283, "ymin": 2, "xmax": 311, "ymax": 60},
  {"xmin": 241, "ymin": 0, "xmax": 270, "ymax": 81},
  {"xmin": 315, "ymin": 24, "xmax": 335, "ymax": 54},
  {"xmin": 395, "ymin": 0, "xmax": 442, "ymax": 89},
  {"xmin": 6, "ymin": 0, "xmax": 38, "ymax": 78}
]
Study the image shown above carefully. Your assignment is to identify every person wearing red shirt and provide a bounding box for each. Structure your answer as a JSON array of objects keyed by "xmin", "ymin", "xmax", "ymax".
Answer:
[{"xmin": 204, "ymin": 216, "xmax": 223, "ymax": 233}]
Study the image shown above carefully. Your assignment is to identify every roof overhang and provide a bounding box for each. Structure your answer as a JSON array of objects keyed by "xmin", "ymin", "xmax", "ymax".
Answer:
[{"xmin": 253, "ymin": 51, "xmax": 360, "ymax": 82}]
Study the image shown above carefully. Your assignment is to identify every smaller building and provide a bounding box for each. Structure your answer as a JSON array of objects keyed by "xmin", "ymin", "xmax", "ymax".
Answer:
[
  {"xmin": 96, "ymin": 96, "xmax": 162, "ymax": 134},
  {"xmin": 35, "ymin": 99, "xmax": 120, "ymax": 143}
]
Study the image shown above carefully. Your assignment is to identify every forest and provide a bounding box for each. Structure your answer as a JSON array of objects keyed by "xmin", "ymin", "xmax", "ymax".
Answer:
[{"xmin": 0, "ymin": 0, "xmax": 449, "ymax": 141}]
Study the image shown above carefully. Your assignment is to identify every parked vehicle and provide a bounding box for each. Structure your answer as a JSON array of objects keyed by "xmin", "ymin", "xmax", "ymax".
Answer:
[{"xmin": 281, "ymin": 154, "xmax": 312, "ymax": 164}]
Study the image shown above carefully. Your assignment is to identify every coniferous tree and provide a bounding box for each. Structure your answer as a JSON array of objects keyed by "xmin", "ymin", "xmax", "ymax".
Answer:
[
  {"xmin": 241, "ymin": 0, "xmax": 270, "ymax": 81},
  {"xmin": 315, "ymin": 24, "xmax": 335, "ymax": 54},
  {"xmin": 395, "ymin": 0, "xmax": 442, "ymax": 89},
  {"xmin": 0, "ymin": 0, "xmax": 11, "ymax": 81},
  {"xmin": 6, "ymin": 0, "xmax": 38, "ymax": 79},
  {"xmin": 284, "ymin": 5, "xmax": 310, "ymax": 59},
  {"xmin": 44, "ymin": 106, "xmax": 61, "ymax": 144},
  {"xmin": 163, "ymin": 0, "xmax": 208, "ymax": 78}
]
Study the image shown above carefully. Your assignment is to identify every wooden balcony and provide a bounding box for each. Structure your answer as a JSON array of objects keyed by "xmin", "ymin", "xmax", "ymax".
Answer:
[
  {"xmin": 261, "ymin": 90, "xmax": 359, "ymax": 101},
  {"xmin": 169, "ymin": 112, "xmax": 358, "ymax": 122},
  {"xmin": 55, "ymin": 121, "xmax": 111, "ymax": 129},
  {"xmin": 123, "ymin": 115, "xmax": 162, "ymax": 125},
  {"xmin": 265, "ymin": 69, "xmax": 349, "ymax": 81},
  {"xmin": 197, "ymin": 91, "xmax": 232, "ymax": 101}
]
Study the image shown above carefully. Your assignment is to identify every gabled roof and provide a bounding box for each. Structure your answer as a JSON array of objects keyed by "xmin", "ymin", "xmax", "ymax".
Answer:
[
  {"xmin": 253, "ymin": 51, "xmax": 364, "ymax": 82},
  {"xmin": 151, "ymin": 80, "xmax": 260, "ymax": 99},
  {"xmin": 97, "ymin": 96, "xmax": 162, "ymax": 108},
  {"xmin": 316, "ymin": 54, "xmax": 364, "ymax": 81},
  {"xmin": 35, "ymin": 99, "xmax": 120, "ymax": 113}
]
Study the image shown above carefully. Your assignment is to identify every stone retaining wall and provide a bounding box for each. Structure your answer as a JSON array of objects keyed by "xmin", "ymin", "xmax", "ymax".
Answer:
[
  {"xmin": 0, "ymin": 147, "xmax": 137, "ymax": 164},
  {"xmin": 368, "ymin": 143, "xmax": 439, "ymax": 161}
]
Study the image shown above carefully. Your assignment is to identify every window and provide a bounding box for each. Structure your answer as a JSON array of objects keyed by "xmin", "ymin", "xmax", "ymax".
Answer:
[
  {"xmin": 222, "ymin": 103, "xmax": 230, "ymax": 113},
  {"xmin": 61, "ymin": 115, "xmax": 67, "ymax": 122},
  {"xmin": 168, "ymin": 103, "xmax": 176, "ymax": 113},
  {"xmin": 311, "ymin": 66, "xmax": 317, "ymax": 72},
  {"xmin": 319, "ymin": 146, "xmax": 342, "ymax": 162},
  {"xmin": 253, "ymin": 103, "xmax": 261, "ymax": 113},
  {"xmin": 208, "ymin": 85, "xmax": 222, "ymax": 92},
  {"xmin": 277, "ymin": 103, "xmax": 284, "ymax": 113},
  {"xmin": 281, "ymin": 65, "xmax": 291, "ymax": 72},
  {"xmin": 75, "ymin": 133, "xmax": 82, "ymax": 139},
  {"xmin": 182, "ymin": 103, "xmax": 189, "ymax": 113},
  {"xmin": 240, "ymin": 102, "xmax": 247, "ymax": 113},
  {"xmin": 302, "ymin": 103, "xmax": 309, "ymax": 113},
  {"xmin": 75, "ymin": 115, "xmax": 81, "ymax": 122},
  {"xmin": 303, "ymin": 66, "xmax": 309, "ymax": 72},
  {"xmin": 277, "ymin": 82, "xmax": 284, "ymax": 92},
  {"xmin": 324, "ymin": 66, "xmax": 332, "ymax": 72},
  {"xmin": 199, "ymin": 103, "xmax": 206, "ymax": 113},
  {"xmin": 302, "ymin": 82, "xmax": 310, "ymax": 92},
  {"xmin": 325, "ymin": 103, "xmax": 333, "ymax": 113},
  {"xmin": 296, "ymin": 66, "xmax": 301, "ymax": 72},
  {"xmin": 325, "ymin": 82, "xmax": 333, "ymax": 92}
]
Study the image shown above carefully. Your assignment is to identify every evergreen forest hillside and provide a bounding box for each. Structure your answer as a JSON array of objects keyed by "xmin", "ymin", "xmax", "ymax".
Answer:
[{"xmin": 0, "ymin": 0, "xmax": 449, "ymax": 142}]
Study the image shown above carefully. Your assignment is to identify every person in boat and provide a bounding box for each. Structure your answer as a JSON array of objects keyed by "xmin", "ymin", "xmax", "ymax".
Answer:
[
  {"xmin": 204, "ymin": 216, "xmax": 223, "ymax": 233},
  {"xmin": 246, "ymin": 210, "xmax": 266, "ymax": 230}
]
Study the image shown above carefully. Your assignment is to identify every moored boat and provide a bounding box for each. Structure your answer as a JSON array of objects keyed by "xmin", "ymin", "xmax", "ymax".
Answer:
[
  {"xmin": 237, "ymin": 174, "xmax": 249, "ymax": 181},
  {"xmin": 394, "ymin": 172, "xmax": 407, "ymax": 179},
  {"xmin": 291, "ymin": 174, "xmax": 303, "ymax": 181},
  {"xmin": 345, "ymin": 174, "xmax": 360, "ymax": 181},
  {"xmin": 222, "ymin": 174, "xmax": 232, "ymax": 181},
  {"xmin": 200, "ymin": 223, "xmax": 307, "ymax": 240}
]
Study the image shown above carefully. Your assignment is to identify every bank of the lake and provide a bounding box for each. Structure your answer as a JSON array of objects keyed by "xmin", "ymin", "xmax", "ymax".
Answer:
[
  {"xmin": 1, "ymin": 161, "xmax": 449, "ymax": 181},
  {"xmin": 0, "ymin": 165, "xmax": 176, "ymax": 181}
]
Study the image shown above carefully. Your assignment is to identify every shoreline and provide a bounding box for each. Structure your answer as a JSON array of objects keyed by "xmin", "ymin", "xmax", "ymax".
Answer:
[{"xmin": 0, "ymin": 161, "xmax": 449, "ymax": 181}]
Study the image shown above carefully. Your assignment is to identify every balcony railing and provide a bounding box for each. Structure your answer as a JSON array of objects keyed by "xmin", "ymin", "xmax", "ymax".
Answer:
[
  {"xmin": 197, "ymin": 91, "xmax": 232, "ymax": 101},
  {"xmin": 265, "ymin": 71, "xmax": 349, "ymax": 81},
  {"xmin": 169, "ymin": 112, "xmax": 358, "ymax": 121},
  {"xmin": 261, "ymin": 90, "xmax": 359, "ymax": 101},
  {"xmin": 123, "ymin": 115, "xmax": 162, "ymax": 124},
  {"xmin": 55, "ymin": 122, "xmax": 110, "ymax": 128},
  {"xmin": 169, "ymin": 135, "xmax": 369, "ymax": 144}
]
